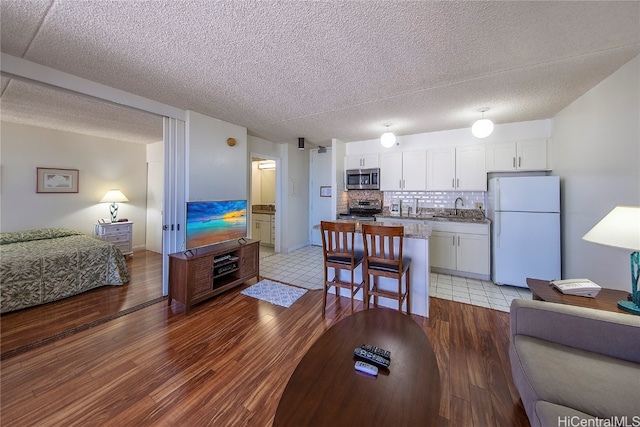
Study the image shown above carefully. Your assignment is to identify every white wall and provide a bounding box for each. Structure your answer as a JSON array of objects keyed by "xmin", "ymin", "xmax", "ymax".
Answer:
[
  {"xmin": 280, "ymin": 143, "xmax": 311, "ymax": 252},
  {"xmin": 0, "ymin": 121, "xmax": 148, "ymax": 247},
  {"xmin": 553, "ymin": 55, "xmax": 640, "ymax": 291},
  {"xmin": 186, "ymin": 110, "xmax": 247, "ymax": 201},
  {"xmin": 250, "ymin": 165, "xmax": 275, "ymax": 204},
  {"xmin": 331, "ymin": 138, "xmax": 348, "ymax": 217},
  {"xmin": 346, "ymin": 119, "xmax": 552, "ymax": 154}
]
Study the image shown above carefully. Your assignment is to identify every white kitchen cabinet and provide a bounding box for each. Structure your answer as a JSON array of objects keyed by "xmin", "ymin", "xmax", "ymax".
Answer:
[
  {"xmin": 430, "ymin": 231, "xmax": 457, "ymax": 270},
  {"xmin": 485, "ymin": 139, "xmax": 550, "ymax": 171},
  {"xmin": 456, "ymin": 233, "xmax": 490, "ymax": 275},
  {"xmin": 426, "ymin": 148, "xmax": 455, "ymax": 190},
  {"xmin": 345, "ymin": 153, "xmax": 379, "ymax": 169},
  {"xmin": 427, "ymin": 145, "xmax": 486, "ymax": 191},
  {"xmin": 252, "ymin": 213, "xmax": 273, "ymax": 245},
  {"xmin": 270, "ymin": 215, "xmax": 276, "ymax": 246},
  {"xmin": 427, "ymin": 221, "xmax": 490, "ymax": 279},
  {"xmin": 456, "ymin": 146, "xmax": 486, "ymax": 191},
  {"xmin": 380, "ymin": 150, "xmax": 426, "ymax": 191}
]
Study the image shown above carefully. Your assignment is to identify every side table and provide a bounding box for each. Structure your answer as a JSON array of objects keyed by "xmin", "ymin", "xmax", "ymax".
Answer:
[
  {"xmin": 526, "ymin": 278, "xmax": 631, "ymax": 314},
  {"xmin": 95, "ymin": 221, "xmax": 133, "ymax": 257}
]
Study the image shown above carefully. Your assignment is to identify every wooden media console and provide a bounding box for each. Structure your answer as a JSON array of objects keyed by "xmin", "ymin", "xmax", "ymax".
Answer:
[{"xmin": 168, "ymin": 239, "xmax": 260, "ymax": 313}]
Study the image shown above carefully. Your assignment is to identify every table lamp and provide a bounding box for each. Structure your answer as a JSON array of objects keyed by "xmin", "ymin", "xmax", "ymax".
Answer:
[
  {"xmin": 100, "ymin": 189, "xmax": 129, "ymax": 223},
  {"xmin": 582, "ymin": 206, "xmax": 640, "ymax": 315}
]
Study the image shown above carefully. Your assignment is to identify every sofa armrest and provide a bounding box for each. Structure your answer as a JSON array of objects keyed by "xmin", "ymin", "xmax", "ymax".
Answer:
[{"xmin": 510, "ymin": 299, "xmax": 640, "ymax": 363}]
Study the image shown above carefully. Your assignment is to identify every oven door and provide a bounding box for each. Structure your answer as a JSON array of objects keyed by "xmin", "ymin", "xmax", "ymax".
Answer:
[{"xmin": 338, "ymin": 213, "xmax": 377, "ymax": 221}]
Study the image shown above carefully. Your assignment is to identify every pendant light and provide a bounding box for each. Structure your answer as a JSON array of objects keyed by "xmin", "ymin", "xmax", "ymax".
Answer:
[
  {"xmin": 380, "ymin": 124, "xmax": 396, "ymax": 148},
  {"xmin": 471, "ymin": 108, "xmax": 494, "ymax": 138}
]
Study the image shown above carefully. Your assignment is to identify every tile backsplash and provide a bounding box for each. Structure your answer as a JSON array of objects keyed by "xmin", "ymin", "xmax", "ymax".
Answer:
[
  {"xmin": 339, "ymin": 189, "xmax": 486, "ymax": 213},
  {"xmin": 383, "ymin": 190, "xmax": 486, "ymax": 211}
]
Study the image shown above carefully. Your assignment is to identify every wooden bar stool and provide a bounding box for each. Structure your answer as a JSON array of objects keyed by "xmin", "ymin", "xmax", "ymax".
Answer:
[
  {"xmin": 361, "ymin": 224, "xmax": 411, "ymax": 315},
  {"xmin": 320, "ymin": 221, "xmax": 365, "ymax": 317}
]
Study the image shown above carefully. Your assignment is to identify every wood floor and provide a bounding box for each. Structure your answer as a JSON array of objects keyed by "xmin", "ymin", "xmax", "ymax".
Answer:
[
  {"xmin": 0, "ymin": 250, "xmax": 530, "ymax": 426},
  {"xmin": 1, "ymin": 250, "xmax": 164, "ymax": 357}
]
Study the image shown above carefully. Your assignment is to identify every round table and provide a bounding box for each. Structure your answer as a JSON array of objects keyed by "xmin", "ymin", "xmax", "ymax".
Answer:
[{"xmin": 273, "ymin": 308, "xmax": 441, "ymax": 426}]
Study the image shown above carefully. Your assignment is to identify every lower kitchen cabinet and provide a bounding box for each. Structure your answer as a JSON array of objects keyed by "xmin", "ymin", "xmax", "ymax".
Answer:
[
  {"xmin": 252, "ymin": 213, "xmax": 273, "ymax": 245},
  {"xmin": 428, "ymin": 221, "xmax": 490, "ymax": 280},
  {"xmin": 376, "ymin": 216, "xmax": 491, "ymax": 280}
]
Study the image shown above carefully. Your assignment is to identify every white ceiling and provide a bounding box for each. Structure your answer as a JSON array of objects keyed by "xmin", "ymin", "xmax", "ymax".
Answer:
[{"xmin": 1, "ymin": 1, "xmax": 639, "ymax": 146}]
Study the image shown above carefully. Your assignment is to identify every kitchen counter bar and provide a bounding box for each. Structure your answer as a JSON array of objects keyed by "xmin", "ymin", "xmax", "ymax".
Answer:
[
  {"xmin": 314, "ymin": 220, "xmax": 431, "ymax": 317},
  {"xmin": 325, "ymin": 219, "xmax": 432, "ymax": 239},
  {"xmin": 376, "ymin": 212, "xmax": 490, "ymax": 225}
]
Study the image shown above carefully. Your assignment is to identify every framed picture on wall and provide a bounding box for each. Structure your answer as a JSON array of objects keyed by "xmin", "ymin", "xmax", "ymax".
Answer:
[
  {"xmin": 36, "ymin": 167, "xmax": 79, "ymax": 193},
  {"xmin": 320, "ymin": 186, "xmax": 331, "ymax": 197}
]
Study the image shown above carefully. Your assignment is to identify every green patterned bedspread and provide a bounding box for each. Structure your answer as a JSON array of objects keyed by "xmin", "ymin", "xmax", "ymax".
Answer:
[{"xmin": 0, "ymin": 228, "xmax": 130, "ymax": 314}]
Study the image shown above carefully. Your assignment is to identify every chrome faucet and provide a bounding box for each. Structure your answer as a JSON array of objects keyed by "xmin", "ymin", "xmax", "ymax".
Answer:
[{"xmin": 454, "ymin": 197, "xmax": 464, "ymax": 216}]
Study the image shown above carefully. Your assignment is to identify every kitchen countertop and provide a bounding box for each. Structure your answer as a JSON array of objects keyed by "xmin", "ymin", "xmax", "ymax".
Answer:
[
  {"xmin": 315, "ymin": 219, "xmax": 432, "ymax": 239},
  {"xmin": 252, "ymin": 209, "xmax": 275, "ymax": 215},
  {"xmin": 375, "ymin": 214, "xmax": 490, "ymax": 225}
]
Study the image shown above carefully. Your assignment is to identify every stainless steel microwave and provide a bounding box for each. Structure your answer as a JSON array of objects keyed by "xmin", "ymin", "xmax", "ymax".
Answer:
[{"xmin": 346, "ymin": 168, "xmax": 380, "ymax": 190}]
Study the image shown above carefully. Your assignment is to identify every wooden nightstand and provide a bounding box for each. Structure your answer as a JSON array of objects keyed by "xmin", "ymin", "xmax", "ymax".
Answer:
[{"xmin": 95, "ymin": 221, "xmax": 133, "ymax": 257}]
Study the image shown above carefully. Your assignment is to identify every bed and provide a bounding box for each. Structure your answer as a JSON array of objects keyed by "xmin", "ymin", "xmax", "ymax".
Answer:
[{"xmin": 0, "ymin": 228, "xmax": 130, "ymax": 314}]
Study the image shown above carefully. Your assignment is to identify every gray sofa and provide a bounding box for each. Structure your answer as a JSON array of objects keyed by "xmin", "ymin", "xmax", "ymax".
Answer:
[{"xmin": 509, "ymin": 299, "xmax": 640, "ymax": 427}]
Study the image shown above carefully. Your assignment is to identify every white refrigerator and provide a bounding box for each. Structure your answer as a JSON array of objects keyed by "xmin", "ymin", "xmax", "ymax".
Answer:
[{"xmin": 487, "ymin": 176, "xmax": 561, "ymax": 288}]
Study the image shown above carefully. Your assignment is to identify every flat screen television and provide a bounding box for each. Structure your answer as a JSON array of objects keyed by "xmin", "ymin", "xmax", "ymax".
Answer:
[{"xmin": 185, "ymin": 200, "xmax": 247, "ymax": 250}]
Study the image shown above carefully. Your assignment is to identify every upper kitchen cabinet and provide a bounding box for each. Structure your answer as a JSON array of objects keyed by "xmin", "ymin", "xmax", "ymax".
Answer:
[
  {"xmin": 380, "ymin": 150, "xmax": 427, "ymax": 191},
  {"xmin": 345, "ymin": 153, "xmax": 379, "ymax": 169},
  {"xmin": 426, "ymin": 145, "xmax": 486, "ymax": 191},
  {"xmin": 485, "ymin": 139, "xmax": 551, "ymax": 172}
]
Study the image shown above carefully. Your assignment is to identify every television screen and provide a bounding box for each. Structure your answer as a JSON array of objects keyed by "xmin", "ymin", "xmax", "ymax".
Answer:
[{"xmin": 185, "ymin": 200, "xmax": 247, "ymax": 250}]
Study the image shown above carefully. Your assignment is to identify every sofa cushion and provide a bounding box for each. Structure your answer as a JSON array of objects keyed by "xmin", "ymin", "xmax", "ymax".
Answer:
[
  {"xmin": 532, "ymin": 401, "xmax": 596, "ymax": 427},
  {"xmin": 512, "ymin": 335, "xmax": 640, "ymax": 419}
]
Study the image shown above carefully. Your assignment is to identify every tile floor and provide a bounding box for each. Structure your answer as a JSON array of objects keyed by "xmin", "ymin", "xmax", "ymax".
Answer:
[{"xmin": 259, "ymin": 245, "xmax": 532, "ymax": 313}]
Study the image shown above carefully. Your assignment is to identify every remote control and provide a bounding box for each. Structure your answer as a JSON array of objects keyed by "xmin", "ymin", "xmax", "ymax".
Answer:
[
  {"xmin": 353, "ymin": 347, "xmax": 390, "ymax": 369},
  {"xmin": 361, "ymin": 344, "xmax": 391, "ymax": 360},
  {"xmin": 354, "ymin": 361, "xmax": 378, "ymax": 376}
]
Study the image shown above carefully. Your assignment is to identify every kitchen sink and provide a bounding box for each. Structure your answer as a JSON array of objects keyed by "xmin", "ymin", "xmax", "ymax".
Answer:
[{"xmin": 432, "ymin": 213, "xmax": 461, "ymax": 218}]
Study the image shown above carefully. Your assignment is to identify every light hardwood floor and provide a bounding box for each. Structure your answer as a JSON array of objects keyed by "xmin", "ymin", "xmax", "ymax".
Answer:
[{"xmin": 0, "ymin": 250, "xmax": 529, "ymax": 426}]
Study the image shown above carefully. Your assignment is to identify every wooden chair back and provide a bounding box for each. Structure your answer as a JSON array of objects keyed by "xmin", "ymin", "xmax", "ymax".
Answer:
[
  {"xmin": 321, "ymin": 221, "xmax": 358, "ymax": 267},
  {"xmin": 361, "ymin": 224, "xmax": 405, "ymax": 278}
]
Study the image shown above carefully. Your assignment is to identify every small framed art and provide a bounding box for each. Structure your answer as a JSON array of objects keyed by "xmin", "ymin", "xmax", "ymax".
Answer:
[
  {"xmin": 320, "ymin": 186, "xmax": 332, "ymax": 197},
  {"xmin": 37, "ymin": 167, "xmax": 79, "ymax": 193}
]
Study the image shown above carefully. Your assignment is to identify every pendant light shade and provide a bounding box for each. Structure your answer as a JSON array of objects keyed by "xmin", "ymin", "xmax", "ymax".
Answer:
[
  {"xmin": 380, "ymin": 125, "xmax": 396, "ymax": 148},
  {"xmin": 471, "ymin": 108, "xmax": 494, "ymax": 139}
]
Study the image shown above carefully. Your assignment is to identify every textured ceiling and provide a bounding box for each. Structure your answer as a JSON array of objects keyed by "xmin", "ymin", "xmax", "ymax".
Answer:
[{"xmin": 1, "ymin": 1, "xmax": 639, "ymax": 146}]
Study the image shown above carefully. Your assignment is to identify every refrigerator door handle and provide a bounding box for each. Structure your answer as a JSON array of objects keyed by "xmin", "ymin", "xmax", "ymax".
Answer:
[
  {"xmin": 496, "ymin": 178, "xmax": 501, "ymax": 211},
  {"xmin": 496, "ymin": 212, "xmax": 501, "ymax": 247}
]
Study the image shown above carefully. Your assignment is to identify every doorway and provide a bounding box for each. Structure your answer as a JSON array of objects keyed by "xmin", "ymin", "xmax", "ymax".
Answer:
[{"xmin": 251, "ymin": 156, "xmax": 278, "ymax": 256}]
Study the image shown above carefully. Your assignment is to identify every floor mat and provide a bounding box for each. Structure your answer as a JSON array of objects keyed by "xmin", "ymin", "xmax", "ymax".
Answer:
[{"xmin": 241, "ymin": 279, "xmax": 307, "ymax": 308}]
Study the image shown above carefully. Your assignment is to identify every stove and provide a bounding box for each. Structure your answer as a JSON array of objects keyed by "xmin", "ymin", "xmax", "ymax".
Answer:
[{"xmin": 338, "ymin": 200, "xmax": 382, "ymax": 221}]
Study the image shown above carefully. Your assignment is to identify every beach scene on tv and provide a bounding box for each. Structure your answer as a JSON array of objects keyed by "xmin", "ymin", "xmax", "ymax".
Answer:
[{"xmin": 186, "ymin": 200, "xmax": 247, "ymax": 249}]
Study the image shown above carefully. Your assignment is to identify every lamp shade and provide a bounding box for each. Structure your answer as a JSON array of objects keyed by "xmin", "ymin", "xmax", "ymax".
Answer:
[
  {"xmin": 380, "ymin": 131, "xmax": 396, "ymax": 148},
  {"xmin": 471, "ymin": 118, "xmax": 494, "ymax": 138},
  {"xmin": 582, "ymin": 206, "xmax": 640, "ymax": 251},
  {"xmin": 100, "ymin": 189, "xmax": 129, "ymax": 203}
]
